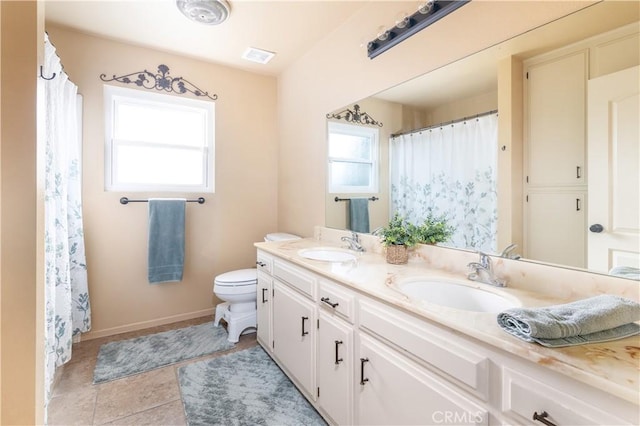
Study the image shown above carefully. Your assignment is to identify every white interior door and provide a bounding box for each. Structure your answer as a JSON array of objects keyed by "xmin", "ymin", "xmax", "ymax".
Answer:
[{"xmin": 587, "ymin": 65, "xmax": 640, "ymax": 273}]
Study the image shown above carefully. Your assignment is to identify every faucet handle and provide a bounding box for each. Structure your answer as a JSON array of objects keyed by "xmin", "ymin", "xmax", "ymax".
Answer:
[{"xmin": 476, "ymin": 251, "xmax": 491, "ymax": 268}]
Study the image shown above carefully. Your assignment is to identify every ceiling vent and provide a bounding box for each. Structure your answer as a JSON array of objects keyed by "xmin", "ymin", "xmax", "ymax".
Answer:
[
  {"xmin": 241, "ymin": 47, "xmax": 276, "ymax": 65},
  {"xmin": 176, "ymin": 0, "xmax": 230, "ymax": 25}
]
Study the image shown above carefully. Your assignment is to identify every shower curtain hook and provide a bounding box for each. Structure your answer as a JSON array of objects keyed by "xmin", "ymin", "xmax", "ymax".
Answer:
[{"xmin": 40, "ymin": 65, "xmax": 56, "ymax": 80}]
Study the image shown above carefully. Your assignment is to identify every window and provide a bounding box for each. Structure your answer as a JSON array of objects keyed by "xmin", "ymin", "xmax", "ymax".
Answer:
[
  {"xmin": 104, "ymin": 85, "xmax": 214, "ymax": 192},
  {"xmin": 327, "ymin": 121, "xmax": 379, "ymax": 194}
]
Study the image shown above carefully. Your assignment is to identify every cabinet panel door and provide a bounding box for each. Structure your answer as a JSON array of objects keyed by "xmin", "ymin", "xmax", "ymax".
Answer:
[
  {"xmin": 357, "ymin": 335, "xmax": 487, "ymax": 426},
  {"xmin": 527, "ymin": 51, "xmax": 587, "ymax": 186},
  {"xmin": 272, "ymin": 280, "xmax": 315, "ymax": 398},
  {"xmin": 256, "ymin": 271, "xmax": 272, "ymax": 350},
  {"xmin": 318, "ymin": 311, "xmax": 353, "ymax": 425},
  {"xmin": 525, "ymin": 191, "xmax": 586, "ymax": 267}
]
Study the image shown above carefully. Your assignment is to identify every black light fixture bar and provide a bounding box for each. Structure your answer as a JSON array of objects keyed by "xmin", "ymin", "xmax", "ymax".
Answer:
[{"xmin": 367, "ymin": 0, "xmax": 470, "ymax": 59}]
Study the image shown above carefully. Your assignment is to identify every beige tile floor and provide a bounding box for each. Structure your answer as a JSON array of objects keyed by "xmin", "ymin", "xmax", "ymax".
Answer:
[{"xmin": 48, "ymin": 316, "xmax": 257, "ymax": 425}]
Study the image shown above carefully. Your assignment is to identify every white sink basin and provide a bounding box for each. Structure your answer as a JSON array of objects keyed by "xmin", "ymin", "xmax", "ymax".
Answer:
[
  {"xmin": 398, "ymin": 279, "xmax": 520, "ymax": 312},
  {"xmin": 298, "ymin": 247, "xmax": 357, "ymax": 263}
]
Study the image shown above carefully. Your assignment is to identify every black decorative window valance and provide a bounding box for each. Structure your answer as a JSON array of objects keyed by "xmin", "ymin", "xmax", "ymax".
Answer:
[
  {"xmin": 326, "ymin": 104, "xmax": 383, "ymax": 127},
  {"xmin": 100, "ymin": 64, "xmax": 218, "ymax": 100}
]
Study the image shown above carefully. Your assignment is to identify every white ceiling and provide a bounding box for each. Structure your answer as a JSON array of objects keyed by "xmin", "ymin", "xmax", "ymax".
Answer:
[
  {"xmin": 45, "ymin": 0, "xmax": 370, "ymax": 76},
  {"xmin": 45, "ymin": 1, "xmax": 639, "ymax": 109}
]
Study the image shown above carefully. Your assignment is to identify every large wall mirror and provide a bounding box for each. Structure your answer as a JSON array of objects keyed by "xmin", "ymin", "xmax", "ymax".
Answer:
[{"xmin": 326, "ymin": 1, "xmax": 639, "ymax": 280}]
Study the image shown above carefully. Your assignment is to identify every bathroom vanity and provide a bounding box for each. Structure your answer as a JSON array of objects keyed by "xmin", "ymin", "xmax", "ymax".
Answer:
[{"xmin": 255, "ymin": 228, "xmax": 639, "ymax": 426}]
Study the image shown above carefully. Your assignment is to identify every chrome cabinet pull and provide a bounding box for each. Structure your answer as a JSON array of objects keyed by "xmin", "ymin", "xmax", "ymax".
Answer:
[
  {"xmin": 301, "ymin": 316, "xmax": 309, "ymax": 336},
  {"xmin": 533, "ymin": 411, "xmax": 557, "ymax": 426},
  {"xmin": 256, "ymin": 261, "xmax": 266, "ymax": 267},
  {"xmin": 360, "ymin": 357, "xmax": 369, "ymax": 385},
  {"xmin": 321, "ymin": 297, "xmax": 339, "ymax": 308},
  {"xmin": 261, "ymin": 288, "xmax": 268, "ymax": 303},
  {"xmin": 334, "ymin": 340, "xmax": 343, "ymax": 365}
]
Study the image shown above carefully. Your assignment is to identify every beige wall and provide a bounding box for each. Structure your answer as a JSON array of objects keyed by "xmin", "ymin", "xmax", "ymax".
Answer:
[
  {"xmin": 277, "ymin": 1, "xmax": 595, "ymax": 237},
  {"xmin": 0, "ymin": 1, "xmax": 45, "ymax": 424},
  {"xmin": 46, "ymin": 25, "xmax": 279, "ymax": 338}
]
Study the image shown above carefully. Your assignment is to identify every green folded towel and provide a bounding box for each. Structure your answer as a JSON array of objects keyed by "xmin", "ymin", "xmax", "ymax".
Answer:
[
  {"xmin": 497, "ymin": 295, "xmax": 640, "ymax": 347},
  {"xmin": 348, "ymin": 198, "xmax": 370, "ymax": 234},
  {"xmin": 148, "ymin": 199, "xmax": 186, "ymax": 284}
]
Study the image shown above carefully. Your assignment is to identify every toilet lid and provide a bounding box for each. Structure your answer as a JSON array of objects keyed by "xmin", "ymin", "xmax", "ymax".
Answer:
[
  {"xmin": 215, "ymin": 269, "xmax": 257, "ymax": 286},
  {"xmin": 265, "ymin": 232, "xmax": 301, "ymax": 242}
]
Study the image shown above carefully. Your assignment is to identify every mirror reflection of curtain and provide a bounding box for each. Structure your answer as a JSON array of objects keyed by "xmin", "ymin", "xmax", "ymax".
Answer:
[
  {"xmin": 390, "ymin": 113, "xmax": 498, "ymax": 252},
  {"xmin": 43, "ymin": 34, "xmax": 91, "ymax": 402}
]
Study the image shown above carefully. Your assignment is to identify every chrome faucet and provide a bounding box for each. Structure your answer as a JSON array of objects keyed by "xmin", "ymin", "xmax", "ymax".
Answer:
[
  {"xmin": 499, "ymin": 243, "xmax": 521, "ymax": 260},
  {"xmin": 341, "ymin": 231, "xmax": 365, "ymax": 252},
  {"xmin": 467, "ymin": 251, "xmax": 506, "ymax": 287}
]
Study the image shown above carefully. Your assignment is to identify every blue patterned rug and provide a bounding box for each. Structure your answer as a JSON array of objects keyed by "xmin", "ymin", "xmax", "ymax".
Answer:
[
  {"xmin": 178, "ymin": 345, "xmax": 326, "ymax": 426},
  {"xmin": 93, "ymin": 322, "xmax": 234, "ymax": 383}
]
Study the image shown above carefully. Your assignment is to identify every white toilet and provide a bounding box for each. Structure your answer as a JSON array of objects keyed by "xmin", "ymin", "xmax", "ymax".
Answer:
[{"xmin": 213, "ymin": 232, "xmax": 300, "ymax": 343}]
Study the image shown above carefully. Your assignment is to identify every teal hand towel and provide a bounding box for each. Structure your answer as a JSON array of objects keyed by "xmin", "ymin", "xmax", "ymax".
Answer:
[
  {"xmin": 349, "ymin": 198, "xmax": 370, "ymax": 233},
  {"xmin": 497, "ymin": 295, "xmax": 640, "ymax": 347},
  {"xmin": 148, "ymin": 199, "xmax": 186, "ymax": 284}
]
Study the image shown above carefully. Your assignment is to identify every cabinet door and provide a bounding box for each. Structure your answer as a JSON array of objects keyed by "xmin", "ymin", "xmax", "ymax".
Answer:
[
  {"xmin": 272, "ymin": 280, "xmax": 316, "ymax": 399},
  {"xmin": 317, "ymin": 311, "xmax": 353, "ymax": 425},
  {"xmin": 525, "ymin": 191, "xmax": 586, "ymax": 268},
  {"xmin": 502, "ymin": 367, "xmax": 632, "ymax": 425},
  {"xmin": 527, "ymin": 51, "xmax": 587, "ymax": 187},
  {"xmin": 357, "ymin": 334, "xmax": 487, "ymax": 426},
  {"xmin": 256, "ymin": 271, "xmax": 272, "ymax": 350}
]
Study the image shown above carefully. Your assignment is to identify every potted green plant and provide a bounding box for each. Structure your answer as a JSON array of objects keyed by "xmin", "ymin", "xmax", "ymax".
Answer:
[
  {"xmin": 379, "ymin": 213, "xmax": 419, "ymax": 264},
  {"xmin": 415, "ymin": 214, "xmax": 455, "ymax": 245}
]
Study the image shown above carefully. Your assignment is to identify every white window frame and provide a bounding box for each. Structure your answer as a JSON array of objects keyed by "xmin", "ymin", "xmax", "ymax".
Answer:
[
  {"xmin": 327, "ymin": 121, "xmax": 379, "ymax": 194},
  {"xmin": 104, "ymin": 85, "xmax": 215, "ymax": 193}
]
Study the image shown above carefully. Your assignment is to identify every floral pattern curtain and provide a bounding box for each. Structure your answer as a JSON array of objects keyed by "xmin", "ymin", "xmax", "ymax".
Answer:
[
  {"xmin": 43, "ymin": 34, "xmax": 91, "ymax": 401},
  {"xmin": 390, "ymin": 113, "xmax": 498, "ymax": 252}
]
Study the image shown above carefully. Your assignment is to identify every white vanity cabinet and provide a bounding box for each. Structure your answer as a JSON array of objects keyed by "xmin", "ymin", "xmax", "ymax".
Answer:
[
  {"xmin": 317, "ymin": 310, "xmax": 353, "ymax": 425},
  {"xmin": 316, "ymin": 279, "xmax": 355, "ymax": 425},
  {"xmin": 500, "ymin": 366, "xmax": 632, "ymax": 426},
  {"xmin": 357, "ymin": 334, "xmax": 488, "ymax": 426},
  {"xmin": 255, "ymin": 249, "xmax": 638, "ymax": 426},
  {"xmin": 256, "ymin": 251, "xmax": 273, "ymax": 351},
  {"xmin": 357, "ymin": 297, "xmax": 489, "ymax": 425},
  {"xmin": 256, "ymin": 270, "xmax": 272, "ymax": 350},
  {"xmin": 271, "ymin": 259, "xmax": 317, "ymax": 399}
]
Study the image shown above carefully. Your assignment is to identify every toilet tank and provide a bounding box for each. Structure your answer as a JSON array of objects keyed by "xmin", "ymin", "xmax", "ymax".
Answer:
[{"xmin": 264, "ymin": 232, "xmax": 301, "ymax": 242}]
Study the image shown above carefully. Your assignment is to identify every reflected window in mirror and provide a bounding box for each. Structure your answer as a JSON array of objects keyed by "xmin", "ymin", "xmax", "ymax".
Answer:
[{"xmin": 327, "ymin": 122, "xmax": 379, "ymax": 194}]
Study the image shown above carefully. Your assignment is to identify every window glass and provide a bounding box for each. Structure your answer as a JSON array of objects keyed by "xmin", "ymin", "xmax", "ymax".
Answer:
[
  {"xmin": 327, "ymin": 122, "xmax": 379, "ymax": 194},
  {"xmin": 104, "ymin": 85, "xmax": 214, "ymax": 192}
]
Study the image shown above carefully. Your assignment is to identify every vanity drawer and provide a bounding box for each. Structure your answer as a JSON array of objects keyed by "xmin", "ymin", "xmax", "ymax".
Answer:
[
  {"xmin": 501, "ymin": 367, "xmax": 630, "ymax": 425},
  {"xmin": 359, "ymin": 298, "xmax": 489, "ymax": 399},
  {"xmin": 318, "ymin": 279, "xmax": 355, "ymax": 323},
  {"xmin": 256, "ymin": 250, "xmax": 273, "ymax": 274},
  {"xmin": 273, "ymin": 259, "xmax": 315, "ymax": 298}
]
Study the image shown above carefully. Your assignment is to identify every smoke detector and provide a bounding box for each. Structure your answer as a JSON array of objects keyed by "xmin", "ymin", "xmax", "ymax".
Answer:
[{"xmin": 176, "ymin": 0, "xmax": 230, "ymax": 25}]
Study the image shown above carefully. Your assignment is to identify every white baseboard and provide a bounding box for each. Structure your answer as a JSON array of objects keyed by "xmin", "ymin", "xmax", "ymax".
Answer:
[{"xmin": 78, "ymin": 308, "xmax": 215, "ymax": 341}]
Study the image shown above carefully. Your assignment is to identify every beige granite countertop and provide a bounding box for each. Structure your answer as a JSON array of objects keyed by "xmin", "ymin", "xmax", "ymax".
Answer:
[{"xmin": 255, "ymin": 233, "xmax": 640, "ymax": 405}]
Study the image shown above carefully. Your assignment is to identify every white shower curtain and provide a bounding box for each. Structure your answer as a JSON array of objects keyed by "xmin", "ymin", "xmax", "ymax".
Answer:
[
  {"xmin": 43, "ymin": 34, "xmax": 91, "ymax": 400},
  {"xmin": 390, "ymin": 113, "xmax": 498, "ymax": 252}
]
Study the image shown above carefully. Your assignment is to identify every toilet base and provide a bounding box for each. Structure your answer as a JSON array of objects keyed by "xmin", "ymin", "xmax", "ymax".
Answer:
[{"xmin": 213, "ymin": 302, "xmax": 256, "ymax": 343}]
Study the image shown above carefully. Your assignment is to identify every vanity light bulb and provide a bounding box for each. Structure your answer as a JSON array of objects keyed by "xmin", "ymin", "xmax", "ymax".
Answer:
[
  {"xmin": 395, "ymin": 12, "xmax": 410, "ymax": 28},
  {"xmin": 418, "ymin": 0, "xmax": 435, "ymax": 14},
  {"xmin": 376, "ymin": 25, "xmax": 389, "ymax": 41}
]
